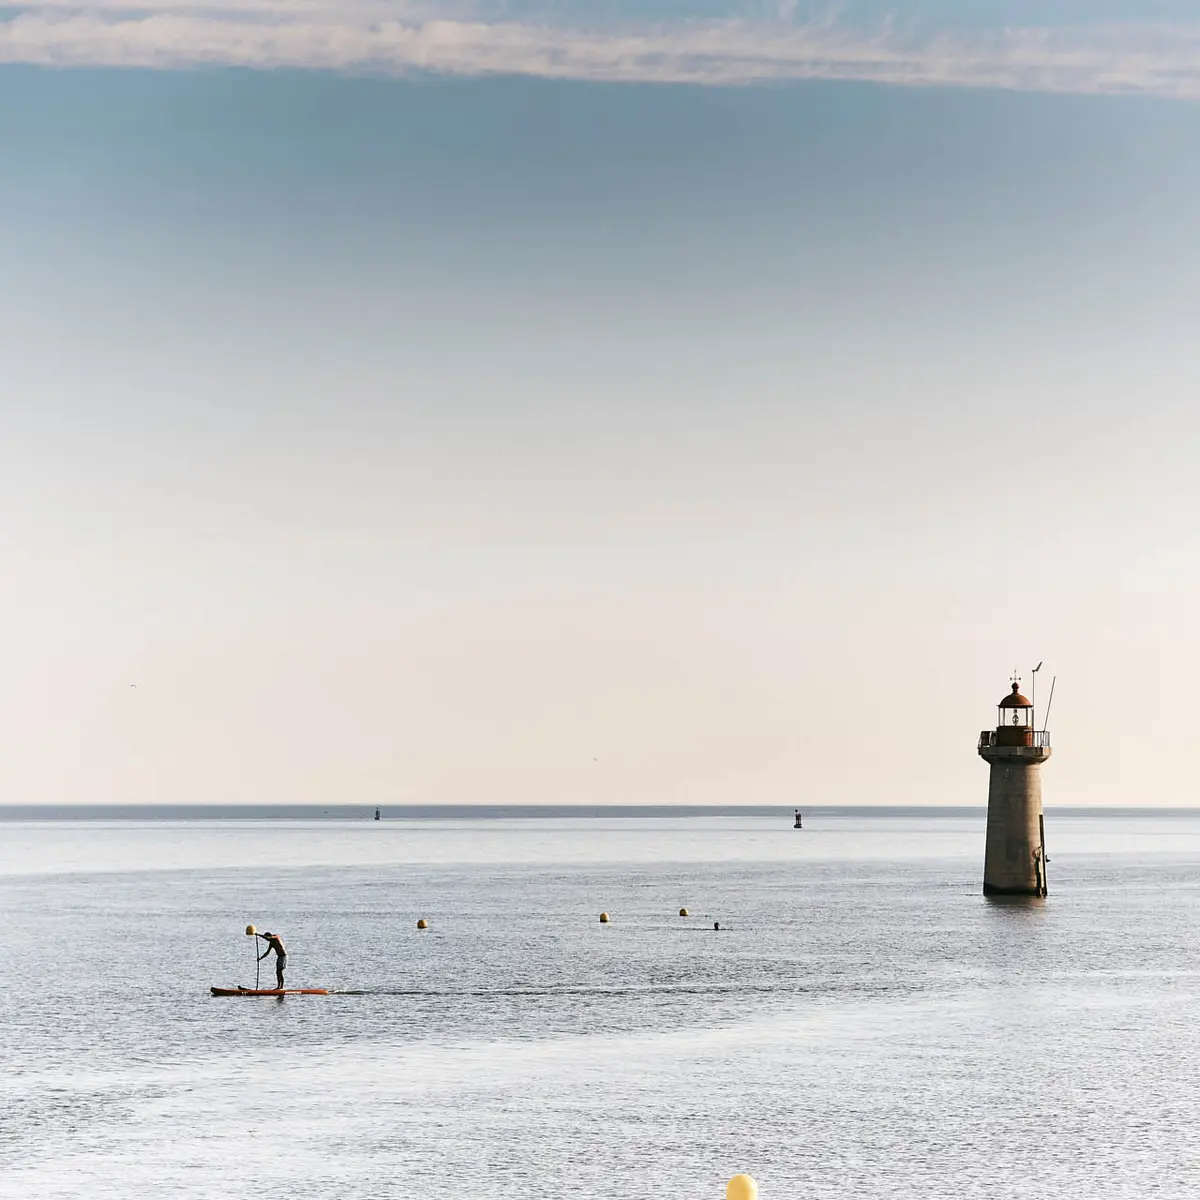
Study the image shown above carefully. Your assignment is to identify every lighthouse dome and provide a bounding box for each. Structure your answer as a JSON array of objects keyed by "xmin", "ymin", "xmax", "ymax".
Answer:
[{"xmin": 998, "ymin": 682, "xmax": 1031, "ymax": 708}]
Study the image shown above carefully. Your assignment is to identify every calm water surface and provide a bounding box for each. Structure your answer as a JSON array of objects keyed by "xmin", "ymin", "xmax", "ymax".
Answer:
[{"xmin": 2, "ymin": 811, "xmax": 1199, "ymax": 1198}]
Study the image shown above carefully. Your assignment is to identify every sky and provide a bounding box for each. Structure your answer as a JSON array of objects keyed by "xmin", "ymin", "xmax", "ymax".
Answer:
[{"xmin": 2, "ymin": 1, "xmax": 1200, "ymax": 807}]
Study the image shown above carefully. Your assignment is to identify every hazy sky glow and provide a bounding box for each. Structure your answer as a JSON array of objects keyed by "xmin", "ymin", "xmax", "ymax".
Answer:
[{"xmin": 2, "ymin": 2, "xmax": 1200, "ymax": 807}]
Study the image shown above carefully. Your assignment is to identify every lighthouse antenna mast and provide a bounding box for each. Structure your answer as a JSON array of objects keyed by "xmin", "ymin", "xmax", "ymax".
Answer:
[{"xmin": 1041, "ymin": 676, "xmax": 1057, "ymax": 734}]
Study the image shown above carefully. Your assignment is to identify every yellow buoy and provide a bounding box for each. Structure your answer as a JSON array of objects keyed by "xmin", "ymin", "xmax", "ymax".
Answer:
[
  {"xmin": 679, "ymin": 908, "xmax": 689, "ymax": 917},
  {"xmin": 417, "ymin": 919, "xmax": 428, "ymax": 930},
  {"xmin": 244, "ymin": 924, "xmax": 257, "ymax": 936},
  {"xmin": 726, "ymin": 1174, "xmax": 758, "ymax": 1200},
  {"xmin": 599, "ymin": 912, "xmax": 610, "ymax": 924}
]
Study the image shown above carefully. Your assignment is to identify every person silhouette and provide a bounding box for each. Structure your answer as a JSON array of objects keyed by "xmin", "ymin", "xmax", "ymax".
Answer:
[{"xmin": 256, "ymin": 931, "xmax": 287, "ymax": 989}]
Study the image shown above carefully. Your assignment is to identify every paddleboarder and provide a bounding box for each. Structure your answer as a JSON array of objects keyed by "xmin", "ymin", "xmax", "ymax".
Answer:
[{"xmin": 255, "ymin": 931, "xmax": 287, "ymax": 989}]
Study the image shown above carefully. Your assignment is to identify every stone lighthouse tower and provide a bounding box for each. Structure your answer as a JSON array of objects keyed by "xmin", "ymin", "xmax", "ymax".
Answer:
[{"xmin": 978, "ymin": 679, "xmax": 1051, "ymax": 896}]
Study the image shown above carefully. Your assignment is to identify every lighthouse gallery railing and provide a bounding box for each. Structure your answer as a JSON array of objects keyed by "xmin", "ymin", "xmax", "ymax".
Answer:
[{"xmin": 978, "ymin": 730, "xmax": 1052, "ymax": 750}]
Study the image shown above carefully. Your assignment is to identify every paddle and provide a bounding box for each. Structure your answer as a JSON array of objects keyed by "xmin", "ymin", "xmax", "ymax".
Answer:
[{"xmin": 245, "ymin": 924, "xmax": 259, "ymax": 990}]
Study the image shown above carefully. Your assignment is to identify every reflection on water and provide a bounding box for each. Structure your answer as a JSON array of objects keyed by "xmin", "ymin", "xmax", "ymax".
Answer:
[{"xmin": 2, "ymin": 811, "xmax": 1199, "ymax": 1198}]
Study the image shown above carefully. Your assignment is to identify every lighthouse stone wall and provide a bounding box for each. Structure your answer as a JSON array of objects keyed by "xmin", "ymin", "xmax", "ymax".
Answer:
[{"xmin": 979, "ymin": 744, "xmax": 1050, "ymax": 895}]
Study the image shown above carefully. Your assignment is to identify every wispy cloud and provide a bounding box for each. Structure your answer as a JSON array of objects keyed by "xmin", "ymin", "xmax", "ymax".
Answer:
[{"xmin": 3, "ymin": 1, "xmax": 1200, "ymax": 94}]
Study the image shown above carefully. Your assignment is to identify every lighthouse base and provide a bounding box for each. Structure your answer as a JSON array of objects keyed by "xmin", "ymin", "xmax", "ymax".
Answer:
[{"xmin": 982, "ymin": 881, "xmax": 1044, "ymax": 898}]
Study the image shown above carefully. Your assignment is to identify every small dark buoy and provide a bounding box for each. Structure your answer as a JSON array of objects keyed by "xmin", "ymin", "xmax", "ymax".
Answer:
[
  {"xmin": 679, "ymin": 907, "xmax": 689, "ymax": 917},
  {"xmin": 599, "ymin": 912, "xmax": 610, "ymax": 924},
  {"xmin": 713, "ymin": 921, "xmax": 720, "ymax": 931},
  {"xmin": 417, "ymin": 919, "xmax": 428, "ymax": 930}
]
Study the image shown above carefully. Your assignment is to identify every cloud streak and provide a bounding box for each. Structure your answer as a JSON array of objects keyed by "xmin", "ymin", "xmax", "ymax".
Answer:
[{"xmin": 2, "ymin": 2, "xmax": 1200, "ymax": 94}]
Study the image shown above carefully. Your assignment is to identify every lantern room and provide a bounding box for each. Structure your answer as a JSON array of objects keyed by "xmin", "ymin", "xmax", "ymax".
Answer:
[
  {"xmin": 994, "ymin": 680, "xmax": 1033, "ymax": 746},
  {"xmin": 978, "ymin": 678, "xmax": 1052, "ymax": 754}
]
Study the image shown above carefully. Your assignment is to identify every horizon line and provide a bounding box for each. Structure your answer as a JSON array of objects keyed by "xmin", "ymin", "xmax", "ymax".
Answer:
[
  {"xmin": 4, "ymin": 13, "xmax": 1200, "ymax": 98},
  {"xmin": 2, "ymin": 802, "xmax": 1197, "ymax": 819}
]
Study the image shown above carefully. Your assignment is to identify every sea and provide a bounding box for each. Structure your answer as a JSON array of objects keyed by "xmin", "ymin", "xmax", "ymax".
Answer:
[{"xmin": 1, "ymin": 806, "xmax": 1198, "ymax": 1200}]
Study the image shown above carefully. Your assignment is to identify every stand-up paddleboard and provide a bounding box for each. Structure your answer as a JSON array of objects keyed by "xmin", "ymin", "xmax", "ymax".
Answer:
[{"xmin": 211, "ymin": 985, "xmax": 330, "ymax": 996}]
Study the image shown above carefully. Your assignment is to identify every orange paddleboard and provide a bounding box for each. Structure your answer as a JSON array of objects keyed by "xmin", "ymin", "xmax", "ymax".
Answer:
[{"xmin": 210, "ymin": 986, "xmax": 330, "ymax": 996}]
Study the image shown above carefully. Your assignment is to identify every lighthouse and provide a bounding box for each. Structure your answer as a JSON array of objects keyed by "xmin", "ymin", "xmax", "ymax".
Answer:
[{"xmin": 978, "ymin": 678, "xmax": 1051, "ymax": 896}]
